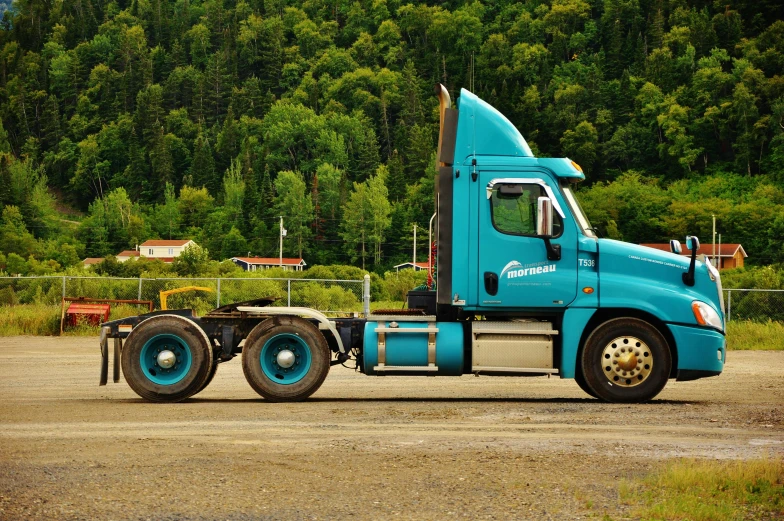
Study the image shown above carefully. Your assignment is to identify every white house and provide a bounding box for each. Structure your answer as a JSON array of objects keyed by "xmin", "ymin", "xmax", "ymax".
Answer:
[
  {"xmin": 139, "ymin": 240, "xmax": 197, "ymax": 263},
  {"xmin": 231, "ymin": 257, "xmax": 307, "ymax": 272},
  {"xmin": 116, "ymin": 250, "xmax": 140, "ymax": 263}
]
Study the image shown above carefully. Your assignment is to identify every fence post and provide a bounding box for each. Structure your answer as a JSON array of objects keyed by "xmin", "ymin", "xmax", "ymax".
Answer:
[
  {"xmin": 216, "ymin": 278, "xmax": 221, "ymax": 308},
  {"xmin": 61, "ymin": 276, "xmax": 66, "ymax": 299},
  {"xmin": 287, "ymin": 279, "xmax": 291, "ymax": 307},
  {"xmin": 138, "ymin": 278, "xmax": 143, "ymax": 300},
  {"xmin": 363, "ymin": 274, "xmax": 370, "ymax": 317},
  {"xmin": 727, "ymin": 290, "xmax": 731, "ymax": 323}
]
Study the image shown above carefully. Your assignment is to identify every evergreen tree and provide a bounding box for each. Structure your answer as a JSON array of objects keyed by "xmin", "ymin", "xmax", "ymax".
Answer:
[{"xmin": 190, "ymin": 132, "xmax": 218, "ymax": 195}]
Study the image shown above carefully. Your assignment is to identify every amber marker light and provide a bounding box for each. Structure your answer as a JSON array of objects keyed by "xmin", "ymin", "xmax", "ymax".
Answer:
[
  {"xmin": 571, "ymin": 160, "xmax": 583, "ymax": 172},
  {"xmin": 692, "ymin": 301, "xmax": 707, "ymax": 325},
  {"xmin": 582, "ymin": 287, "xmax": 594, "ymax": 294}
]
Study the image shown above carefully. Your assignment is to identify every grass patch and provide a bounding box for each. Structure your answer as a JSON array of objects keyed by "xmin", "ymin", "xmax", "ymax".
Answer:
[
  {"xmin": 0, "ymin": 304, "xmax": 62, "ymax": 336},
  {"xmin": 621, "ymin": 458, "xmax": 784, "ymax": 521},
  {"xmin": 370, "ymin": 300, "xmax": 406, "ymax": 311},
  {"xmin": 0, "ymin": 304, "xmax": 153, "ymax": 336},
  {"xmin": 726, "ymin": 320, "xmax": 784, "ymax": 350}
]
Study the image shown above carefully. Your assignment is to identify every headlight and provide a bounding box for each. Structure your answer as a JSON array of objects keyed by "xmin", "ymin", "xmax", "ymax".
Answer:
[{"xmin": 692, "ymin": 301, "xmax": 723, "ymax": 331}]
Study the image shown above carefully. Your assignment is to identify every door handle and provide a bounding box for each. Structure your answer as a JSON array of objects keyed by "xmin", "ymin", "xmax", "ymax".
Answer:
[{"xmin": 484, "ymin": 272, "xmax": 499, "ymax": 296}]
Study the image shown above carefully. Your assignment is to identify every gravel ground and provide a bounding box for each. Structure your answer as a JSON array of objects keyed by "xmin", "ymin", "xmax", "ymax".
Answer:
[{"xmin": 0, "ymin": 336, "xmax": 782, "ymax": 520}]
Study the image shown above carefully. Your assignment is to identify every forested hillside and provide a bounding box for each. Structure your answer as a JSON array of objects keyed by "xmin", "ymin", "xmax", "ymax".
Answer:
[{"xmin": 0, "ymin": 0, "xmax": 783, "ymax": 273}]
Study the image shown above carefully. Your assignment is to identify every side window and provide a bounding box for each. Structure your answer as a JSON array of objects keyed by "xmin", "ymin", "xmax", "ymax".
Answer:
[{"xmin": 490, "ymin": 183, "xmax": 563, "ymax": 237}]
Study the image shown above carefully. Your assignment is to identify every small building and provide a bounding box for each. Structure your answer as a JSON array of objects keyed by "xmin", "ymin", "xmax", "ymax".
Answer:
[
  {"xmin": 231, "ymin": 257, "xmax": 307, "ymax": 272},
  {"xmin": 116, "ymin": 250, "xmax": 140, "ymax": 263},
  {"xmin": 394, "ymin": 262, "xmax": 430, "ymax": 272},
  {"xmin": 82, "ymin": 257, "xmax": 104, "ymax": 267},
  {"xmin": 138, "ymin": 239, "xmax": 197, "ymax": 263},
  {"xmin": 640, "ymin": 243, "xmax": 747, "ymax": 270}
]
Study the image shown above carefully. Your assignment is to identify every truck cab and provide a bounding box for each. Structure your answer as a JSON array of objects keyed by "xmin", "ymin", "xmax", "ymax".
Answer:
[{"xmin": 406, "ymin": 85, "xmax": 726, "ymax": 402}]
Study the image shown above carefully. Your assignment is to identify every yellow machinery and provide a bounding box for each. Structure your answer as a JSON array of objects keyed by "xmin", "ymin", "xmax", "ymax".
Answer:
[{"xmin": 159, "ymin": 286, "xmax": 215, "ymax": 310}]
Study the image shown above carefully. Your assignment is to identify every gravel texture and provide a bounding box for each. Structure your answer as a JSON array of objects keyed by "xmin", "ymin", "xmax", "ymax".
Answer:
[{"xmin": 0, "ymin": 336, "xmax": 782, "ymax": 520}]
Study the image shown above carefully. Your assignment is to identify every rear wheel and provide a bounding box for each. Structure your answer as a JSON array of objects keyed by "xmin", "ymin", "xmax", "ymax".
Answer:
[
  {"xmin": 195, "ymin": 359, "xmax": 220, "ymax": 395},
  {"xmin": 121, "ymin": 315, "xmax": 212, "ymax": 402},
  {"xmin": 581, "ymin": 318, "xmax": 671, "ymax": 403},
  {"xmin": 242, "ymin": 316, "xmax": 330, "ymax": 402}
]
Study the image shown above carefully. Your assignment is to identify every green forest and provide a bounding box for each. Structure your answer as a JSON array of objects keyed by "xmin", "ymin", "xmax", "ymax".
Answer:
[{"xmin": 0, "ymin": 0, "xmax": 783, "ymax": 276}]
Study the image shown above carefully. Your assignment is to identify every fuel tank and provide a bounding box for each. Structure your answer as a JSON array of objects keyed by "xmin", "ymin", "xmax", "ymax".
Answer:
[{"xmin": 362, "ymin": 319, "xmax": 464, "ymax": 376}]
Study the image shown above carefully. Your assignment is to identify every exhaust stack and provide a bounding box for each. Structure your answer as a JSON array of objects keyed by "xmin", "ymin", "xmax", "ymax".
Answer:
[{"xmin": 435, "ymin": 84, "xmax": 452, "ymax": 170}]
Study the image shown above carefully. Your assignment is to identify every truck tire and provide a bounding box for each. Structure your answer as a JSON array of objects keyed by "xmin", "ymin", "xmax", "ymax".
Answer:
[
  {"xmin": 121, "ymin": 315, "xmax": 213, "ymax": 403},
  {"xmin": 195, "ymin": 360, "xmax": 219, "ymax": 395},
  {"xmin": 242, "ymin": 316, "xmax": 330, "ymax": 402},
  {"xmin": 574, "ymin": 369, "xmax": 598, "ymax": 398},
  {"xmin": 581, "ymin": 318, "xmax": 671, "ymax": 403}
]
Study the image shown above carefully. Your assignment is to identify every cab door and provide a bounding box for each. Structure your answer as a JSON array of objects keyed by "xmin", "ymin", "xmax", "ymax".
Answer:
[{"xmin": 477, "ymin": 172, "xmax": 578, "ymax": 309}]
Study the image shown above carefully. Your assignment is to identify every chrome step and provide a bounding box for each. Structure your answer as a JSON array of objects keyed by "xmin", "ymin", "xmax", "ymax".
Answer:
[{"xmin": 374, "ymin": 364, "xmax": 439, "ymax": 372}]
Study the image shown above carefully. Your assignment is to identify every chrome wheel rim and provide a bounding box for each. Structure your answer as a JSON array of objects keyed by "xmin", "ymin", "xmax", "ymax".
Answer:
[{"xmin": 601, "ymin": 336, "xmax": 653, "ymax": 387}]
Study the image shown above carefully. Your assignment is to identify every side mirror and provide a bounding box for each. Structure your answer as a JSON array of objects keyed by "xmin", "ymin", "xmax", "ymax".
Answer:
[
  {"xmin": 682, "ymin": 235, "xmax": 700, "ymax": 287},
  {"xmin": 669, "ymin": 240, "xmax": 682, "ymax": 254},
  {"xmin": 537, "ymin": 197, "xmax": 561, "ymax": 261},
  {"xmin": 536, "ymin": 197, "xmax": 554, "ymax": 237}
]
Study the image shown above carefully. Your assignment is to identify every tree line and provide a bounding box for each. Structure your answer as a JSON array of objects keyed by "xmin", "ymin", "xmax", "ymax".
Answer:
[{"xmin": 0, "ymin": 0, "xmax": 782, "ymax": 273}]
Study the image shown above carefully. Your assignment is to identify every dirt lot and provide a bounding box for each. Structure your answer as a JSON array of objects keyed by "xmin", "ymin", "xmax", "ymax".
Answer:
[{"xmin": 0, "ymin": 336, "xmax": 782, "ymax": 520}]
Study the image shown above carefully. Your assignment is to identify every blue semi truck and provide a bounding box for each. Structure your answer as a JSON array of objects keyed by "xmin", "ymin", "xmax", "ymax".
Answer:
[{"xmin": 98, "ymin": 85, "xmax": 726, "ymax": 403}]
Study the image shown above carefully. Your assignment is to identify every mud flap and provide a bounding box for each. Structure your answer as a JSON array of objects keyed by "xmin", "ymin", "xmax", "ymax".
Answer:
[
  {"xmin": 99, "ymin": 326, "xmax": 109, "ymax": 386},
  {"xmin": 113, "ymin": 338, "xmax": 122, "ymax": 383}
]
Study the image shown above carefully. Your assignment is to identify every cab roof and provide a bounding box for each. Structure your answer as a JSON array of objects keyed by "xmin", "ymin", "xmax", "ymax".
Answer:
[{"xmin": 455, "ymin": 89, "xmax": 585, "ymax": 181}]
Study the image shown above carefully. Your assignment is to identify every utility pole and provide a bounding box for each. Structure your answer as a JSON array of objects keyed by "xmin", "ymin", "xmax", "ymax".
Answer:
[
  {"xmin": 413, "ymin": 223, "xmax": 417, "ymax": 266},
  {"xmin": 712, "ymin": 214, "xmax": 716, "ymax": 266},
  {"xmin": 279, "ymin": 216, "xmax": 286, "ymax": 267},
  {"xmin": 718, "ymin": 234, "xmax": 722, "ymax": 270}
]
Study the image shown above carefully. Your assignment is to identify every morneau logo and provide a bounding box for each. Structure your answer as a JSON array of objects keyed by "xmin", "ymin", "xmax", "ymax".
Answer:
[{"xmin": 501, "ymin": 260, "xmax": 556, "ymax": 279}]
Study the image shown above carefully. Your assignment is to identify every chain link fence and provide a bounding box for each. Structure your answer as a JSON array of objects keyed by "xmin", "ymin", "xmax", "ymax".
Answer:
[
  {"xmin": 0, "ymin": 276, "xmax": 367, "ymax": 316},
  {"xmin": 1, "ymin": 277, "xmax": 781, "ymax": 322},
  {"xmin": 724, "ymin": 289, "xmax": 784, "ymax": 323}
]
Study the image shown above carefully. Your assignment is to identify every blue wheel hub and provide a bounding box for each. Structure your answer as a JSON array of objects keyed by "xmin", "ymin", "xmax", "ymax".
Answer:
[
  {"xmin": 260, "ymin": 334, "xmax": 312, "ymax": 385},
  {"xmin": 140, "ymin": 334, "xmax": 192, "ymax": 385}
]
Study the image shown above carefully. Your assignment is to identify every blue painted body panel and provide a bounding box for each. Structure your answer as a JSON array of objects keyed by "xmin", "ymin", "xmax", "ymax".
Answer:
[
  {"xmin": 363, "ymin": 322, "xmax": 464, "ymax": 376},
  {"xmin": 454, "ymin": 90, "xmax": 534, "ymax": 162},
  {"xmin": 476, "ymin": 168, "xmax": 578, "ymax": 309},
  {"xmin": 597, "ymin": 240, "xmax": 723, "ymax": 325},
  {"xmin": 667, "ymin": 324, "xmax": 725, "ymax": 372},
  {"xmin": 560, "ymin": 308, "xmax": 596, "ymax": 378}
]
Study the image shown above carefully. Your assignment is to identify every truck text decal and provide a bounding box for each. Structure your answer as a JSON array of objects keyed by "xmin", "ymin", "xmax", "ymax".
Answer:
[{"xmin": 501, "ymin": 260, "xmax": 557, "ymax": 279}]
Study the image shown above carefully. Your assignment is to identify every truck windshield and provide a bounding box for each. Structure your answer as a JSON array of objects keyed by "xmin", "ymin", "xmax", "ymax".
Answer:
[{"xmin": 562, "ymin": 186, "xmax": 597, "ymax": 238}]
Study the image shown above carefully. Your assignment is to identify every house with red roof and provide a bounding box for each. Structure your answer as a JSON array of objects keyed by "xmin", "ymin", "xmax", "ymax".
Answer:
[
  {"xmin": 82, "ymin": 257, "xmax": 104, "ymax": 267},
  {"xmin": 393, "ymin": 262, "xmax": 431, "ymax": 272},
  {"xmin": 231, "ymin": 257, "xmax": 307, "ymax": 272},
  {"xmin": 116, "ymin": 250, "xmax": 140, "ymax": 263},
  {"xmin": 640, "ymin": 243, "xmax": 747, "ymax": 270}
]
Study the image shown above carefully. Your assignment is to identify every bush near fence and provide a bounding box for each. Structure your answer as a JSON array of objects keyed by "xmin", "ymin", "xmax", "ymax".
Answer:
[
  {"xmin": 0, "ymin": 268, "xmax": 437, "ymax": 314},
  {"xmin": 0, "ymin": 275, "xmax": 366, "ymax": 317}
]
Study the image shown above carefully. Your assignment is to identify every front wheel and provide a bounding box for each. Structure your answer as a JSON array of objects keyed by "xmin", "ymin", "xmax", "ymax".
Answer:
[
  {"xmin": 241, "ymin": 316, "xmax": 330, "ymax": 402},
  {"xmin": 581, "ymin": 318, "xmax": 671, "ymax": 403}
]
